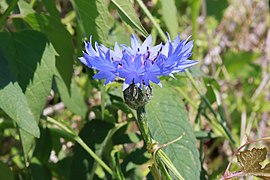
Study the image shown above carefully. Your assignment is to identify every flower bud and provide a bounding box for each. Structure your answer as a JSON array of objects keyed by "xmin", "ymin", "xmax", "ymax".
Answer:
[{"xmin": 123, "ymin": 84, "xmax": 152, "ymax": 109}]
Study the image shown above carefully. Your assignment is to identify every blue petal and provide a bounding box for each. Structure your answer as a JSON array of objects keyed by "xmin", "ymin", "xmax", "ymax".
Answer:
[
  {"xmin": 93, "ymin": 71, "xmax": 116, "ymax": 81},
  {"xmin": 172, "ymin": 60, "xmax": 198, "ymax": 73},
  {"xmin": 85, "ymin": 36, "xmax": 98, "ymax": 56},
  {"xmin": 141, "ymin": 35, "xmax": 152, "ymax": 53},
  {"xmin": 131, "ymin": 34, "xmax": 140, "ymax": 51}
]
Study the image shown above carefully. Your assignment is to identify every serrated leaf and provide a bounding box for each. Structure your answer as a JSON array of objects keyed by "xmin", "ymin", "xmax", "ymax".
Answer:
[
  {"xmin": 146, "ymin": 83, "xmax": 201, "ymax": 179},
  {"xmin": 237, "ymin": 147, "xmax": 270, "ymax": 178},
  {"xmin": 71, "ymin": 0, "xmax": 110, "ymax": 44},
  {"xmin": 24, "ymin": 13, "xmax": 74, "ymax": 89},
  {"xmin": 0, "ymin": 83, "xmax": 39, "ymax": 137},
  {"xmin": 160, "ymin": 0, "xmax": 179, "ymax": 38},
  {"xmin": 111, "ymin": 0, "xmax": 148, "ymax": 37}
]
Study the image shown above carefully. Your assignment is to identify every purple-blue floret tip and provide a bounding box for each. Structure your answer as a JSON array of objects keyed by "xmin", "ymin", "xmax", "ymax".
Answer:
[{"xmin": 79, "ymin": 33, "xmax": 198, "ymax": 91}]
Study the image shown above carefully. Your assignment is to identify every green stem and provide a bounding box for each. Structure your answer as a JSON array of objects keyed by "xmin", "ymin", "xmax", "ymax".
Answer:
[
  {"xmin": 185, "ymin": 69, "xmax": 236, "ymax": 146},
  {"xmin": 89, "ymin": 122, "xmax": 127, "ymax": 179},
  {"xmin": 190, "ymin": 0, "xmax": 201, "ymax": 58},
  {"xmin": 100, "ymin": 82, "xmax": 106, "ymax": 120},
  {"xmin": 136, "ymin": 106, "xmax": 184, "ymax": 179},
  {"xmin": 136, "ymin": 106, "xmax": 152, "ymax": 145},
  {"xmin": 135, "ymin": 0, "xmax": 167, "ymax": 42},
  {"xmin": 0, "ymin": 0, "xmax": 19, "ymax": 30},
  {"xmin": 45, "ymin": 116, "xmax": 113, "ymax": 175}
]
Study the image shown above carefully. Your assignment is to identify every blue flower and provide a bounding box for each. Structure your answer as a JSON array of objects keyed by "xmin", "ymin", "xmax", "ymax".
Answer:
[
  {"xmin": 79, "ymin": 33, "xmax": 198, "ymax": 90},
  {"xmin": 157, "ymin": 34, "xmax": 198, "ymax": 76}
]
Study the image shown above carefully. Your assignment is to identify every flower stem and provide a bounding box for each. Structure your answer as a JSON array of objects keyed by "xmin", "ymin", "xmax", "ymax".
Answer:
[
  {"xmin": 136, "ymin": 106, "xmax": 184, "ymax": 179},
  {"xmin": 44, "ymin": 116, "xmax": 113, "ymax": 175},
  {"xmin": 185, "ymin": 69, "xmax": 236, "ymax": 146},
  {"xmin": 136, "ymin": 106, "xmax": 153, "ymax": 145},
  {"xmin": 135, "ymin": 0, "xmax": 167, "ymax": 42}
]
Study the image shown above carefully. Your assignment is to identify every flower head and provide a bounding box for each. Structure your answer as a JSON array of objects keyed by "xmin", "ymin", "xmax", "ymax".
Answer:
[{"xmin": 79, "ymin": 33, "xmax": 198, "ymax": 90}]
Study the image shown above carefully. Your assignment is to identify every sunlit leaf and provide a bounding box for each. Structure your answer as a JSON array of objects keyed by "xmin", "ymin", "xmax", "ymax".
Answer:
[
  {"xmin": 24, "ymin": 13, "xmax": 74, "ymax": 89},
  {"xmin": 0, "ymin": 30, "xmax": 57, "ymax": 160},
  {"xmin": 160, "ymin": 0, "xmax": 179, "ymax": 38},
  {"xmin": 71, "ymin": 0, "xmax": 111, "ymax": 44},
  {"xmin": 54, "ymin": 70, "xmax": 87, "ymax": 118},
  {"xmin": 237, "ymin": 147, "xmax": 270, "ymax": 178},
  {"xmin": 17, "ymin": 0, "xmax": 35, "ymax": 15},
  {"xmin": 147, "ymin": 82, "xmax": 201, "ymax": 179}
]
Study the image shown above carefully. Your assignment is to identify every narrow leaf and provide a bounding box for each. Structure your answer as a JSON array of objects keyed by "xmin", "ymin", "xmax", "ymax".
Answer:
[
  {"xmin": 111, "ymin": 0, "xmax": 148, "ymax": 37},
  {"xmin": 146, "ymin": 83, "xmax": 201, "ymax": 179}
]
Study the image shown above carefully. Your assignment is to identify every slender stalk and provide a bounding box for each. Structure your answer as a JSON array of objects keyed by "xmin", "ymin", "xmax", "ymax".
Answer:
[
  {"xmin": 135, "ymin": 0, "xmax": 167, "ymax": 42},
  {"xmin": 136, "ymin": 106, "xmax": 152, "ymax": 145},
  {"xmin": 100, "ymin": 82, "xmax": 106, "ymax": 120},
  {"xmin": 89, "ymin": 122, "xmax": 127, "ymax": 179},
  {"xmin": 185, "ymin": 69, "xmax": 236, "ymax": 146},
  {"xmin": 0, "ymin": 0, "xmax": 19, "ymax": 30},
  {"xmin": 190, "ymin": 0, "xmax": 201, "ymax": 58},
  {"xmin": 45, "ymin": 116, "xmax": 113, "ymax": 175}
]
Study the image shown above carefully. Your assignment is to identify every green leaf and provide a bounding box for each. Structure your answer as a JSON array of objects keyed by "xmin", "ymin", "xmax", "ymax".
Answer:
[
  {"xmin": 71, "ymin": 0, "xmax": 111, "ymax": 44},
  {"xmin": 0, "ymin": 30, "xmax": 57, "ymax": 160},
  {"xmin": 54, "ymin": 70, "xmax": 87, "ymax": 118},
  {"xmin": 237, "ymin": 147, "xmax": 270, "ymax": 178},
  {"xmin": 42, "ymin": 0, "xmax": 61, "ymax": 20},
  {"xmin": 0, "ymin": 82, "xmax": 39, "ymax": 137},
  {"xmin": 160, "ymin": 0, "xmax": 179, "ymax": 38},
  {"xmin": 223, "ymin": 51, "xmax": 261, "ymax": 79},
  {"xmin": 24, "ymin": 13, "xmax": 74, "ymax": 89},
  {"xmin": 69, "ymin": 120, "xmax": 114, "ymax": 179},
  {"xmin": 206, "ymin": 0, "xmax": 228, "ymax": 21},
  {"xmin": 111, "ymin": 0, "xmax": 148, "ymax": 37},
  {"xmin": 146, "ymin": 83, "xmax": 201, "ymax": 179},
  {"xmin": 17, "ymin": 0, "xmax": 35, "ymax": 15},
  {"xmin": 30, "ymin": 158, "xmax": 52, "ymax": 180},
  {"xmin": 0, "ymin": 160, "xmax": 14, "ymax": 180}
]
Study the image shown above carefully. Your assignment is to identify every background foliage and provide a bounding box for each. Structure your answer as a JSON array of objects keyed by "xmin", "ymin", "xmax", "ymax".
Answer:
[{"xmin": 0, "ymin": 0, "xmax": 270, "ymax": 179}]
